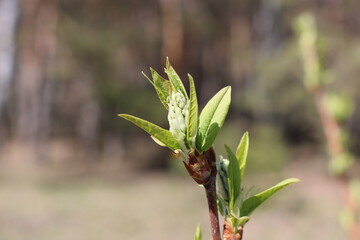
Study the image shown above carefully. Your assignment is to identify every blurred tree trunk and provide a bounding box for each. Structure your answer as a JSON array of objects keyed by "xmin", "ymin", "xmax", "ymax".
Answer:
[
  {"xmin": 75, "ymin": 73, "xmax": 100, "ymax": 158},
  {"xmin": 14, "ymin": 0, "xmax": 58, "ymax": 160},
  {"xmin": 159, "ymin": 0, "xmax": 183, "ymax": 70},
  {"xmin": 251, "ymin": 0, "xmax": 282, "ymax": 121},
  {"xmin": 0, "ymin": 0, "xmax": 18, "ymax": 145},
  {"xmin": 228, "ymin": 1, "xmax": 252, "ymax": 85},
  {"xmin": 200, "ymin": 1, "xmax": 231, "ymax": 102}
]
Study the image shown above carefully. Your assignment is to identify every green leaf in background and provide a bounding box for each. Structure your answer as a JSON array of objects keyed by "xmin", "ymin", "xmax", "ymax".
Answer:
[
  {"xmin": 164, "ymin": 57, "xmax": 188, "ymax": 98},
  {"xmin": 236, "ymin": 132, "xmax": 249, "ymax": 183},
  {"xmin": 187, "ymin": 74, "xmax": 198, "ymax": 146},
  {"xmin": 225, "ymin": 145, "xmax": 241, "ymax": 215},
  {"xmin": 294, "ymin": 13, "xmax": 323, "ymax": 91},
  {"xmin": 194, "ymin": 223, "xmax": 202, "ymax": 240},
  {"xmin": 350, "ymin": 179, "xmax": 360, "ymax": 206},
  {"xmin": 196, "ymin": 86, "xmax": 231, "ymax": 151},
  {"xmin": 323, "ymin": 93, "xmax": 354, "ymax": 122},
  {"xmin": 142, "ymin": 68, "xmax": 172, "ymax": 110},
  {"xmin": 118, "ymin": 114, "xmax": 181, "ymax": 150},
  {"xmin": 240, "ymin": 178, "xmax": 300, "ymax": 217},
  {"xmin": 329, "ymin": 152, "xmax": 354, "ymax": 176}
]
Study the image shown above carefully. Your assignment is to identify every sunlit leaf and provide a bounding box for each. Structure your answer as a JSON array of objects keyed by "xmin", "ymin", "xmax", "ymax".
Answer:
[
  {"xmin": 119, "ymin": 114, "xmax": 180, "ymax": 150},
  {"xmin": 225, "ymin": 145, "xmax": 241, "ymax": 214},
  {"xmin": 240, "ymin": 178, "xmax": 300, "ymax": 217},
  {"xmin": 236, "ymin": 132, "xmax": 249, "ymax": 183},
  {"xmin": 142, "ymin": 68, "xmax": 172, "ymax": 110},
  {"xmin": 230, "ymin": 214, "xmax": 250, "ymax": 227},
  {"xmin": 196, "ymin": 86, "xmax": 231, "ymax": 151},
  {"xmin": 187, "ymin": 74, "xmax": 198, "ymax": 146},
  {"xmin": 164, "ymin": 57, "xmax": 188, "ymax": 98}
]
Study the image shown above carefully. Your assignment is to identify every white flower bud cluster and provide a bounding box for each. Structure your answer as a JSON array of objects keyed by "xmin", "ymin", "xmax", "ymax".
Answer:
[{"xmin": 168, "ymin": 91, "xmax": 189, "ymax": 151}]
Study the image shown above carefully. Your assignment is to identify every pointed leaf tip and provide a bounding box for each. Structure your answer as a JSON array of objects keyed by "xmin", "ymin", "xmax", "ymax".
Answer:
[
  {"xmin": 146, "ymin": 68, "xmax": 172, "ymax": 110},
  {"xmin": 142, "ymin": 71, "xmax": 156, "ymax": 89},
  {"xmin": 240, "ymin": 178, "xmax": 300, "ymax": 217},
  {"xmin": 187, "ymin": 74, "xmax": 198, "ymax": 146},
  {"xmin": 225, "ymin": 144, "xmax": 241, "ymax": 214},
  {"xmin": 196, "ymin": 86, "xmax": 231, "ymax": 151},
  {"xmin": 236, "ymin": 132, "xmax": 249, "ymax": 183},
  {"xmin": 194, "ymin": 223, "xmax": 202, "ymax": 240},
  {"xmin": 164, "ymin": 58, "xmax": 188, "ymax": 98}
]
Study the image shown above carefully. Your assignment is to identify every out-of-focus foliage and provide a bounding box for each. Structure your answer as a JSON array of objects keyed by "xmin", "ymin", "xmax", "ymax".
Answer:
[
  {"xmin": 296, "ymin": 12, "xmax": 360, "ymax": 239},
  {"xmin": 1, "ymin": 0, "xmax": 360, "ymax": 169}
]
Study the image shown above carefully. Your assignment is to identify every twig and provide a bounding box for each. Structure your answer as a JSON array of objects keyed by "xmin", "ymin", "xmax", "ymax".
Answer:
[{"xmin": 204, "ymin": 177, "xmax": 221, "ymax": 240}]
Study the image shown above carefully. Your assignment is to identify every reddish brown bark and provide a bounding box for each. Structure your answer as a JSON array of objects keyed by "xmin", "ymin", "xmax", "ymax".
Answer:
[
  {"xmin": 313, "ymin": 89, "xmax": 343, "ymax": 158},
  {"xmin": 311, "ymin": 89, "xmax": 359, "ymax": 240},
  {"xmin": 203, "ymin": 147, "xmax": 221, "ymax": 240},
  {"xmin": 159, "ymin": 0, "xmax": 183, "ymax": 69},
  {"xmin": 223, "ymin": 218, "xmax": 244, "ymax": 240},
  {"xmin": 182, "ymin": 149, "xmax": 212, "ymax": 185},
  {"xmin": 180, "ymin": 147, "xmax": 220, "ymax": 240},
  {"xmin": 204, "ymin": 178, "xmax": 221, "ymax": 240}
]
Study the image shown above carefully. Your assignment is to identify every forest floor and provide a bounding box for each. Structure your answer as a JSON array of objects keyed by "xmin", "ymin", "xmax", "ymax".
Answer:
[{"xmin": 0, "ymin": 156, "xmax": 349, "ymax": 240}]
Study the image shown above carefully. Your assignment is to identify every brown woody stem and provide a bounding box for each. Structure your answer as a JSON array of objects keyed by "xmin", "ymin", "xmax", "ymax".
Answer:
[
  {"xmin": 204, "ymin": 176, "xmax": 221, "ymax": 240},
  {"xmin": 237, "ymin": 226, "xmax": 244, "ymax": 240}
]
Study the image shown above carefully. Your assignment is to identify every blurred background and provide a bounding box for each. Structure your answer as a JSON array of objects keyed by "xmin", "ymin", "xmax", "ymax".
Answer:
[{"xmin": 0, "ymin": 0, "xmax": 359, "ymax": 239}]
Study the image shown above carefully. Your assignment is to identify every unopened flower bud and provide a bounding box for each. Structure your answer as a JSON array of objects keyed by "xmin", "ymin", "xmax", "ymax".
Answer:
[{"xmin": 168, "ymin": 92, "xmax": 189, "ymax": 151}]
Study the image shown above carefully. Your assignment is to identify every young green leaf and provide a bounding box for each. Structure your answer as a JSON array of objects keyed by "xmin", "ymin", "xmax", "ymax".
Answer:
[
  {"xmin": 194, "ymin": 223, "xmax": 202, "ymax": 240},
  {"xmin": 196, "ymin": 86, "xmax": 231, "ymax": 151},
  {"xmin": 142, "ymin": 68, "xmax": 172, "ymax": 110},
  {"xmin": 164, "ymin": 57, "xmax": 188, "ymax": 98},
  {"xmin": 230, "ymin": 214, "xmax": 250, "ymax": 227},
  {"xmin": 217, "ymin": 195, "xmax": 228, "ymax": 216},
  {"xmin": 119, "ymin": 114, "xmax": 181, "ymax": 150},
  {"xmin": 240, "ymin": 178, "xmax": 300, "ymax": 217},
  {"xmin": 187, "ymin": 74, "xmax": 198, "ymax": 145},
  {"xmin": 225, "ymin": 145, "xmax": 241, "ymax": 215},
  {"xmin": 236, "ymin": 132, "xmax": 249, "ymax": 183}
]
